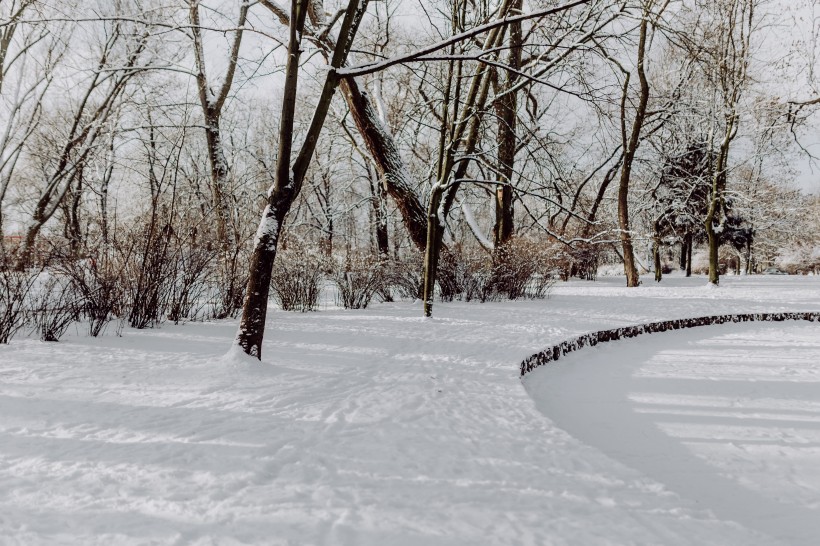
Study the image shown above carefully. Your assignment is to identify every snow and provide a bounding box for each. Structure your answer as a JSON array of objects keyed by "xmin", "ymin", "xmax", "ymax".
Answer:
[
  {"xmin": 1, "ymin": 275, "xmax": 819, "ymax": 544},
  {"xmin": 251, "ymin": 204, "xmax": 280, "ymax": 249},
  {"xmin": 525, "ymin": 321, "xmax": 820, "ymax": 544}
]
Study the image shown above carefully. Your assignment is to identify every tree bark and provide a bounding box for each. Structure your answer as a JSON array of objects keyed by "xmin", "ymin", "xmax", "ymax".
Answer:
[
  {"xmin": 653, "ymin": 221, "xmax": 662, "ymax": 282},
  {"xmin": 686, "ymin": 232, "xmax": 693, "ymax": 277},
  {"xmin": 340, "ymin": 80, "xmax": 427, "ymax": 249},
  {"xmin": 705, "ymin": 130, "xmax": 731, "ymax": 285},
  {"xmin": 492, "ymin": 0, "xmax": 522, "ymax": 248},
  {"xmin": 422, "ymin": 186, "xmax": 444, "ymax": 317},
  {"xmin": 616, "ymin": 11, "xmax": 651, "ymax": 288}
]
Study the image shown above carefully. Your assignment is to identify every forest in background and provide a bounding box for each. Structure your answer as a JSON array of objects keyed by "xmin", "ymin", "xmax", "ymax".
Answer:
[{"xmin": 2, "ymin": 0, "xmax": 820, "ymax": 356}]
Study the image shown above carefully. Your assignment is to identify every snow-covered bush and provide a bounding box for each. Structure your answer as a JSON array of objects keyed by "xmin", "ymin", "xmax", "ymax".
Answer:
[
  {"xmin": 776, "ymin": 244, "xmax": 820, "ymax": 275},
  {"xmin": 332, "ymin": 252, "xmax": 387, "ymax": 309},
  {"xmin": 270, "ymin": 244, "xmax": 325, "ymax": 312}
]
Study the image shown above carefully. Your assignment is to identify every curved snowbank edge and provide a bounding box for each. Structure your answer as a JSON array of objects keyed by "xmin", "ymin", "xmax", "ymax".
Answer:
[{"xmin": 520, "ymin": 312, "xmax": 820, "ymax": 377}]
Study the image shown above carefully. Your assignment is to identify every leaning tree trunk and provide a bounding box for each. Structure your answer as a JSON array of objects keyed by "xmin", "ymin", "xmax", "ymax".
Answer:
[
  {"xmin": 341, "ymin": 80, "xmax": 427, "ymax": 250},
  {"xmin": 236, "ymin": 0, "xmax": 368, "ymax": 358}
]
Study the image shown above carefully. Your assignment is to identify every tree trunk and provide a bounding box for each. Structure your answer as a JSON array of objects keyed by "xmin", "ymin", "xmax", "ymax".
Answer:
[
  {"xmin": 235, "ymin": 201, "xmax": 287, "ymax": 357},
  {"xmin": 492, "ymin": 0, "xmax": 522, "ymax": 248},
  {"xmin": 340, "ymin": 80, "xmax": 427, "ymax": 250},
  {"xmin": 616, "ymin": 10, "xmax": 651, "ymax": 288},
  {"xmin": 705, "ymin": 136, "xmax": 731, "ymax": 286},
  {"xmin": 236, "ymin": 0, "xmax": 309, "ymax": 358},
  {"xmin": 653, "ymin": 222, "xmax": 662, "ymax": 282},
  {"xmin": 422, "ymin": 186, "xmax": 444, "ymax": 317},
  {"xmin": 686, "ymin": 233, "xmax": 693, "ymax": 277},
  {"xmin": 202, "ymin": 113, "xmax": 234, "ymax": 253},
  {"xmin": 64, "ymin": 168, "xmax": 84, "ymax": 256},
  {"xmin": 367, "ymin": 162, "xmax": 389, "ymax": 256}
]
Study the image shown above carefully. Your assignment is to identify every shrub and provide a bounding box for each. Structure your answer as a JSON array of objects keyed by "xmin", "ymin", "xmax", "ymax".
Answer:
[
  {"xmin": 0, "ymin": 250, "xmax": 38, "ymax": 343},
  {"xmin": 385, "ymin": 252, "xmax": 423, "ymax": 300},
  {"xmin": 491, "ymin": 237, "xmax": 556, "ymax": 300},
  {"xmin": 270, "ymin": 244, "xmax": 324, "ymax": 312},
  {"xmin": 29, "ymin": 272, "xmax": 81, "ymax": 342},
  {"xmin": 167, "ymin": 236, "xmax": 217, "ymax": 323},
  {"xmin": 332, "ymin": 252, "xmax": 386, "ymax": 309},
  {"xmin": 567, "ymin": 242, "xmax": 601, "ymax": 281},
  {"xmin": 57, "ymin": 247, "xmax": 127, "ymax": 337},
  {"xmin": 438, "ymin": 244, "xmax": 496, "ymax": 302},
  {"xmin": 121, "ymin": 222, "xmax": 176, "ymax": 329}
]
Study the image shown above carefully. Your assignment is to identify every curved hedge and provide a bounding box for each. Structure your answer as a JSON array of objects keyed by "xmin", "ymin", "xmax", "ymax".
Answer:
[{"xmin": 520, "ymin": 312, "xmax": 820, "ymax": 377}]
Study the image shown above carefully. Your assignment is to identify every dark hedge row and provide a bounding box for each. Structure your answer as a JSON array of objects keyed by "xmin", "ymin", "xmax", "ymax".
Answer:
[{"xmin": 520, "ymin": 312, "xmax": 820, "ymax": 377}]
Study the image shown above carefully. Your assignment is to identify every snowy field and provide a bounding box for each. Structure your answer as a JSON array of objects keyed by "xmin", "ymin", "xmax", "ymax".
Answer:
[{"xmin": 1, "ymin": 275, "xmax": 820, "ymax": 545}]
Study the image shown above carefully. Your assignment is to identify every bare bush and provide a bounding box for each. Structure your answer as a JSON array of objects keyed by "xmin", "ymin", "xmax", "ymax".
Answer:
[
  {"xmin": 385, "ymin": 253, "xmax": 424, "ymax": 300},
  {"xmin": 211, "ymin": 250, "xmax": 248, "ymax": 320},
  {"xmin": 270, "ymin": 244, "xmax": 325, "ymax": 312},
  {"xmin": 29, "ymin": 272, "xmax": 81, "ymax": 342},
  {"xmin": 123, "ymin": 222, "xmax": 176, "ymax": 329},
  {"xmin": 57, "ymin": 247, "xmax": 127, "ymax": 337},
  {"xmin": 438, "ymin": 244, "xmax": 497, "ymax": 302},
  {"xmin": 492, "ymin": 238, "xmax": 556, "ymax": 299},
  {"xmin": 332, "ymin": 252, "xmax": 386, "ymax": 309},
  {"xmin": 436, "ymin": 239, "xmax": 557, "ymax": 303},
  {"xmin": 567, "ymin": 243, "xmax": 601, "ymax": 281},
  {"xmin": 0, "ymin": 251, "xmax": 38, "ymax": 343},
  {"xmin": 168, "ymin": 234, "xmax": 217, "ymax": 323}
]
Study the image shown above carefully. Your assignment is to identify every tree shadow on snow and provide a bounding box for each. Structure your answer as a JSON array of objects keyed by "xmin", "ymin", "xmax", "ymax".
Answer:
[{"xmin": 524, "ymin": 322, "xmax": 820, "ymax": 545}]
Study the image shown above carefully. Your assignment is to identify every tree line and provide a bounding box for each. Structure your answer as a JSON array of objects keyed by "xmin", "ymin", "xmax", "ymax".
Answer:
[{"xmin": 1, "ymin": 0, "xmax": 819, "ymax": 357}]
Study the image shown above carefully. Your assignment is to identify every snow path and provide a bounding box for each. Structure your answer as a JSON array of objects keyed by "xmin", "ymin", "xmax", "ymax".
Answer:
[
  {"xmin": 0, "ymin": 275, "xmax": 818, "ymax": 544},
  {"xmin": 525, "ymin": 321, "xmax": 820, "ymax": 545}
]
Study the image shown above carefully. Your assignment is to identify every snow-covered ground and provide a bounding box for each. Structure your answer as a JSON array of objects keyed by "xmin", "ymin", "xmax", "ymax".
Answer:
[{"xmin": 1, "ymin": 275, "xmax": 819, "ymax": 545}]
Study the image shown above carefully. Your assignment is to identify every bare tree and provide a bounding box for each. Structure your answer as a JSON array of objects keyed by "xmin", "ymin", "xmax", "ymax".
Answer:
[
  {"xmin": 688, "ymin": 0, "xmax": 756, "ymax": 285},
  {"xmin": 14, "ymin": 5, "xmax": 157, "ymax": 265},
  {"xmin": 189, "ymin": 0, "xmax": 248, "ymax": 261},
  {"xmin": 236, "ymin": 0, "xmax": 369, "ymax": 358}
]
